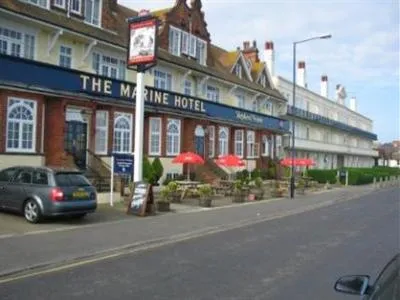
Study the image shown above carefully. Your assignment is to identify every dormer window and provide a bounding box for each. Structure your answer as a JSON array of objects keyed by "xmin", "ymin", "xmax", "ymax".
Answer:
[
  {"xmin": 70, "ymin": 0, "xmax": 82, "ymax": 15},
  {"xmin": 168, "ymin": 25, "xmax": 207, "ymax": 66},
  {"xmin": 54, "ymin": 0, "xmax": 66, "ymax": 9},
  {"xmin": 260, "ymin": 74, "xmax": 266, "ymax": 87},
  {"xmin": 21, "ymin": 0, "xmax": 49, "ymax": 9},
  {"xmin": 235, "ymin": 64, "xmax": 242, "ymax": 79},
  {"xmin": 84, "ymin": 0, "xmax": 101, "ymax": 26}
]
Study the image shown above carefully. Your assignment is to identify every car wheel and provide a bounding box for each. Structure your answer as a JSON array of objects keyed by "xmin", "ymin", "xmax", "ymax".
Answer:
[{"xmin": 23, "ymin": 199, "xmax": 42, "ymax": 224}]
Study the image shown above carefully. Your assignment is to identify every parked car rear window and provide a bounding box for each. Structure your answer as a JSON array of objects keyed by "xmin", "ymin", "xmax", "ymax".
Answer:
[
  {"xmin": 32, "ymin": 171, "xmax": 49, "ymax": 185},
  {"xmin": 0, "ymin": 168, "xmax": 19, "ymax": 182},
  {"xmin": 55, "ymin": 173, "xmax": 91, "ymax": 187}
]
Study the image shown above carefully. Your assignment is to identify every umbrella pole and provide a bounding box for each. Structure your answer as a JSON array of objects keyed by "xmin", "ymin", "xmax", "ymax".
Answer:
[{"xmin": 187, "ymin": 164, "xmax": 190, "ymax": 181}]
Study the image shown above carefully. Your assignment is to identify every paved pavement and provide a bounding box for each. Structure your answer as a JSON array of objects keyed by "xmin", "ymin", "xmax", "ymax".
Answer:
[
  {"xmin": 0, "ymin": 184, "xmax": 383, "ymax": 279},
  {"xmin": 0, "ymin": 187, "xmax": 398, "ymax": 299}
]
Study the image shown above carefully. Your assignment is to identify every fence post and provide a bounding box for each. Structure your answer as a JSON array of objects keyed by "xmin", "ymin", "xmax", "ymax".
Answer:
[
  {"xmin": 345, "ymin": 171, "xmax": 349, "ymax": 186},
  {"xmin": 379, "ymin": 177, "xmax": 383, "ymax": 188},
  {"xmin": 373, "ymin": 177, "xmax": 377, "ymax": 189}
]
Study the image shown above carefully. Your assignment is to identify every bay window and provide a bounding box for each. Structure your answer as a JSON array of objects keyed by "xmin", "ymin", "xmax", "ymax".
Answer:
[
  {"xmin": 0, "ymin": 26, "xmax": 35, "ymax": 60},
  {"xmin": 234, "ymin": 130, "xmax": 244, "ymax": 157},
  {"xmin": 168, "ymin": 25, "xmax": 207, "ymax": 65},
  {"xmin": 6, "ymin": 98, "xmax": 37, "ymax": 153},
  {"xmin": 166, "ymin": 119, "xmax": 181, "ymax": 155},
  {"xmin": 149, "ymin": 117, "xmax": 162, "ymax": 156},
  {"xmin": 206, "ymin": 85, "xmax": 220, "ymax": 102},
  {"xmin": 95, "ymin": 111, "xmax": 108, "ymax": 154},
  {"xmin": 92, "ymin": 52, "xmax": 125, "ymax": 80},
  {"xmin": 154, "ymin": 69, "xmax": 172, "ymax": 91}
]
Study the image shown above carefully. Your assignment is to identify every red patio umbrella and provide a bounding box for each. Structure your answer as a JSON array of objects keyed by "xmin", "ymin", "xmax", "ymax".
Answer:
[
  {"xmin": 216, "ymin": 154, "xmax": 245, "ymax": 167},
  {"xmin": 172, "ymin": 152, "xmax": 204, "ymax": 180}
]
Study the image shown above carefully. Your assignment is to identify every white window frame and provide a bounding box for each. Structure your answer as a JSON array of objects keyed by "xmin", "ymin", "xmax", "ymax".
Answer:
[
  {"xmin": 196, "ymin": 38, "xmax": 207, "ymax": 66},
  {"xmin": 54, "ymin": 0, "xmax": 66, "ymax": 9},
  {"xmin": 234, "ymin": 129, "xmax": 244, "ymax": 158},
  {"xmin": 252, "ymin": 100, "xmax": 259, "ymax": 112},
  {"xmin": 181, "ymin": 31, "xmax": 189, "ymax": 55},
  {"xmin": 276, "ymin": 135, "xmax": 282, "ymax": 158},
  {"xmin": 23, "ymin": 0, "xmax": 49, "ymax": 9},
  {"xmin": 208, "ymin": 125, "xmax": 215, "ymax": 158},
  {"xmin": 0, "ymin": 25, "xmax": 36, "ymax": 60},
  {"xmin": 206, "ymin": 85, "xmax": 220, "ymax": 102},
  {"xmin": 184, "ymin": 80, "xmax": 192, "ymax": 96},
  {"xmin": 189, "ymin": 34, "xmax": 196, "ymax": 57},
  {"xmin": 166, "ymin": 119, "xmax": 181, "ymax": 156},
  {"xmin": 235, "ymin": 64, "xmax": 242, "ymax": 78},
  {"xmin": 246, "ymin": 130, "xmax": 256, "ymax": 158},
  {"xmin": 92, "ymin": 51, "xmax": 125, "ymax": 80},
  {"xmin": 237, "ymin": 94, "xmax": 245, "ymax": 108},
  {"xmin": 149, "ymin": 117, "xmax": 162, "ymax": 156},
  {"xmin": 218, "ymin": 127, "xmax": 229, "ymax": 156},
  {"xmin": 95, "ymin": 110, "xmax": 108, "ymax": 155},
  {"xmin": 84, "ymin": 0, "xmax": 102, "ymax": 27},
  {"xmin": 168, "ymin": 26, "xmax": 181, "ymax": 56},
  {"xmin": 59, "ymin": 45, "xmax": 72, "ymax": 68},
  {"xmin": 6, "ymin": 97, "xmax": 37, "ymax": 153},
  {"xmin": 70, "ymin": 0, "xmax": 82, "ymax": 15},
  {"xmin": 154, "ymin": 69, "xmax": 172, "ymax": 91},
  {"xmin": 261, "ymin": 135, "xmax": 270, "ymax": 157},
  {"xmin": 260, "ymin": 74, "xmax": 266, "ymax": 87},
  {"xmin": 270, "ymin": 135, "xmax": 275, "ymax": 159},
  {"xmin": 113, "ymin": 112, "xmax": 133, "ymax": 154}
]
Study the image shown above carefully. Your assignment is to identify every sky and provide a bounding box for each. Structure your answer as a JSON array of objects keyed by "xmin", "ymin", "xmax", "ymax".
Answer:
[{"xmin": 119, "ymin": 0, "xmax": 399, "ymax": 143}]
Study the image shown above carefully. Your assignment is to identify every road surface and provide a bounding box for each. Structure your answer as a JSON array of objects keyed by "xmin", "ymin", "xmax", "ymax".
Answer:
[{"xmin": 1, "ymin": 188, "xmax": 399, "ymax": 300}]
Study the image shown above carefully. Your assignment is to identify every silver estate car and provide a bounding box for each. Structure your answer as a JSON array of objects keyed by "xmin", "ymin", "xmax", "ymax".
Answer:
[{"xmin": 0, "ymin": 166, "xmax": 97, "ymax": 223}]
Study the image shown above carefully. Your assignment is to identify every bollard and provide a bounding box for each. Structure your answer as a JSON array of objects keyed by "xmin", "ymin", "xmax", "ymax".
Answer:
[
  {"xmin": 373, "ymin": 177, "xmax": 377, "ymax": 189},
  {"xmin": 379, "ymin": 177, "xmax": 383, "ymax": 188},
  {"xmin": 386, "ymin": 176, "xmax": 389, "ymax": 188}
]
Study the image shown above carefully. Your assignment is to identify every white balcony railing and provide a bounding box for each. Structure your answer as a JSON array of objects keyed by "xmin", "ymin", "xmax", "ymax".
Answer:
[{"xmin": 284, "ymin": 137, "xmax": 378, "ymax": 157}]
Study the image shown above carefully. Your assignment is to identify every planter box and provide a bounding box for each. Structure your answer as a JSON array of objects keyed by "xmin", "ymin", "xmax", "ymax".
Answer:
[
  {"xmin": 198, "ymin": 198, "xmax": 212, "ymax": 207},
  {"xmin": 156, "ymin": 201, "xmax": 170, "ymax": 212}
]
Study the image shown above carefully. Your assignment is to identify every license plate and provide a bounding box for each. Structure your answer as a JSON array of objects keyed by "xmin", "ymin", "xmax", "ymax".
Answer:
[{"xmin": 72, "ymin": 191, "xmax": 89, "ymax": 199}]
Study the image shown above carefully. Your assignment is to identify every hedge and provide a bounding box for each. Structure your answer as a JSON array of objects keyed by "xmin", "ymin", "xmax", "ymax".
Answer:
[
  {"xmin": 307, "ymin": 169, "xmax": 337, "ymax": 184},
  {"xmin": 308, "ymin": 167, "xmax": 400, "ymax": 186}
]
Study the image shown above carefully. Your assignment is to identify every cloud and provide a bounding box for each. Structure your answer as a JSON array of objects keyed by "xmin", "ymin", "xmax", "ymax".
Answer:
[{"xmin": 119, "ymin": 0, "xmax": 399, "ymax": 92}]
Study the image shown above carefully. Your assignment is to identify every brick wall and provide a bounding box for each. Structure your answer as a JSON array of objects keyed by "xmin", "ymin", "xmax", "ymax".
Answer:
[{"xmin": 44, "ymin": 97, "xmax": 65, "ymax": 166}]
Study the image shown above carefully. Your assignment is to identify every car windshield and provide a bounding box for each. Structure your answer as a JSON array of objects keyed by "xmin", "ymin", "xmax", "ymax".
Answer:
[{"xmin": 55, "ymin": 173, "xmax": 91, "ymax": 187}]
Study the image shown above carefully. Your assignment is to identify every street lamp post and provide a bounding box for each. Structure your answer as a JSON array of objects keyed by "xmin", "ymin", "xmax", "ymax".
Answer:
[{"xmin": 290, "ymin": 34, "xmax": 332, "ymax": 199}]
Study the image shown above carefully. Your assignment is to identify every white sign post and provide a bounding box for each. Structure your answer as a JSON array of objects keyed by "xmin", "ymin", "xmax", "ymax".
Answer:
[
  {"xmin": 110, "ymin": 155, "xmax": 114, "ymax": 207},
  {"xmin": 127, "ymin": 10, "xmax": 158, "ymax": 183},
  {"xmin": 134, "ymin": 72, "xmax": 145, "ymax": 182}
]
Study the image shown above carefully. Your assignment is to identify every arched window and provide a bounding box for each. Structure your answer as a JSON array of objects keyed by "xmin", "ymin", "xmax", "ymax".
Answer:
[
  {"xmin": 6, "ymin": 98, "xmax": 36, "ymax": 152},
  {"xmin": 166, "ymin": 119, "xmax": 181, "ymax": 155},
  {"xmin": 113, "ymin": 113, "xmax": 132, "ymax": 153},
  {"xmin": 218, "ymin": 127, "xmax": 229, "ymax": 156}
]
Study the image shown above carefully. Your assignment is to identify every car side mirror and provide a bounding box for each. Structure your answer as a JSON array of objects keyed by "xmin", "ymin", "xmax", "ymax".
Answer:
[{"xmin": 334, "ymin": 275, "xmax": 370, "ymax": 295}]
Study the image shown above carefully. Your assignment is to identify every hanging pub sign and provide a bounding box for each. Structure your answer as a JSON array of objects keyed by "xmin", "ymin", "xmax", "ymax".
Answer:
[{"xmin": 127, "ymin": 9, "xmax": 158, "ymax": 72}]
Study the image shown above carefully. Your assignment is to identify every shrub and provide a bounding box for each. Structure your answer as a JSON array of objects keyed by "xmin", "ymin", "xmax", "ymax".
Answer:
[
  {"xmin": 307, "ymin": 169, "xmax": 337, "ymax": 184},
  {"xmin": 152, "ymin": 157, "xmax": 164, "ymax": 185},
  {"xmin": 251, "ymin": 168, "xmax": 262, "ymax": 179},
  {"xmin": 142, "ymin": 156, "xmax": 156, "ymax": 184}
]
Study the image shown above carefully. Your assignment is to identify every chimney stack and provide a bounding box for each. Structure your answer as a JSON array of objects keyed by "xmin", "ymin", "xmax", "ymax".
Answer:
[
  {"xmin": 349, "ymin": 96, "xmax": 357, "ymax": 111},
  {"xmin": 335, "ymin": 84, "xmax": 347, "ymax": 105},
  {"xmin": 243, "ymin": 41, "xmax": 250, "ymax": 50},
  {"xmin": 264, "ymin": 41, "xmax": 274, "ymax": 76},
  {"xmin": 297, "ymin": 61, "xmax": 306, "ymax": 88},
  {"xmin": 320, "ymin": 75, "xmax": 328, "ymax": 98}
]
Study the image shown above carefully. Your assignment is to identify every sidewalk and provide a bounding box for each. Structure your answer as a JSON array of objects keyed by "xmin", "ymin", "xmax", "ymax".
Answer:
[{"xmin": 0, "ymin": 184, "xmax": 387, "ymax": 278}]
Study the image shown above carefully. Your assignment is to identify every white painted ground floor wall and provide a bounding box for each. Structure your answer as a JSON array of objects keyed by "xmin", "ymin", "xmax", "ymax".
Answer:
[{"xmin": 284, "ymin": 149, "xmax": 375, "ymax": 169}]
